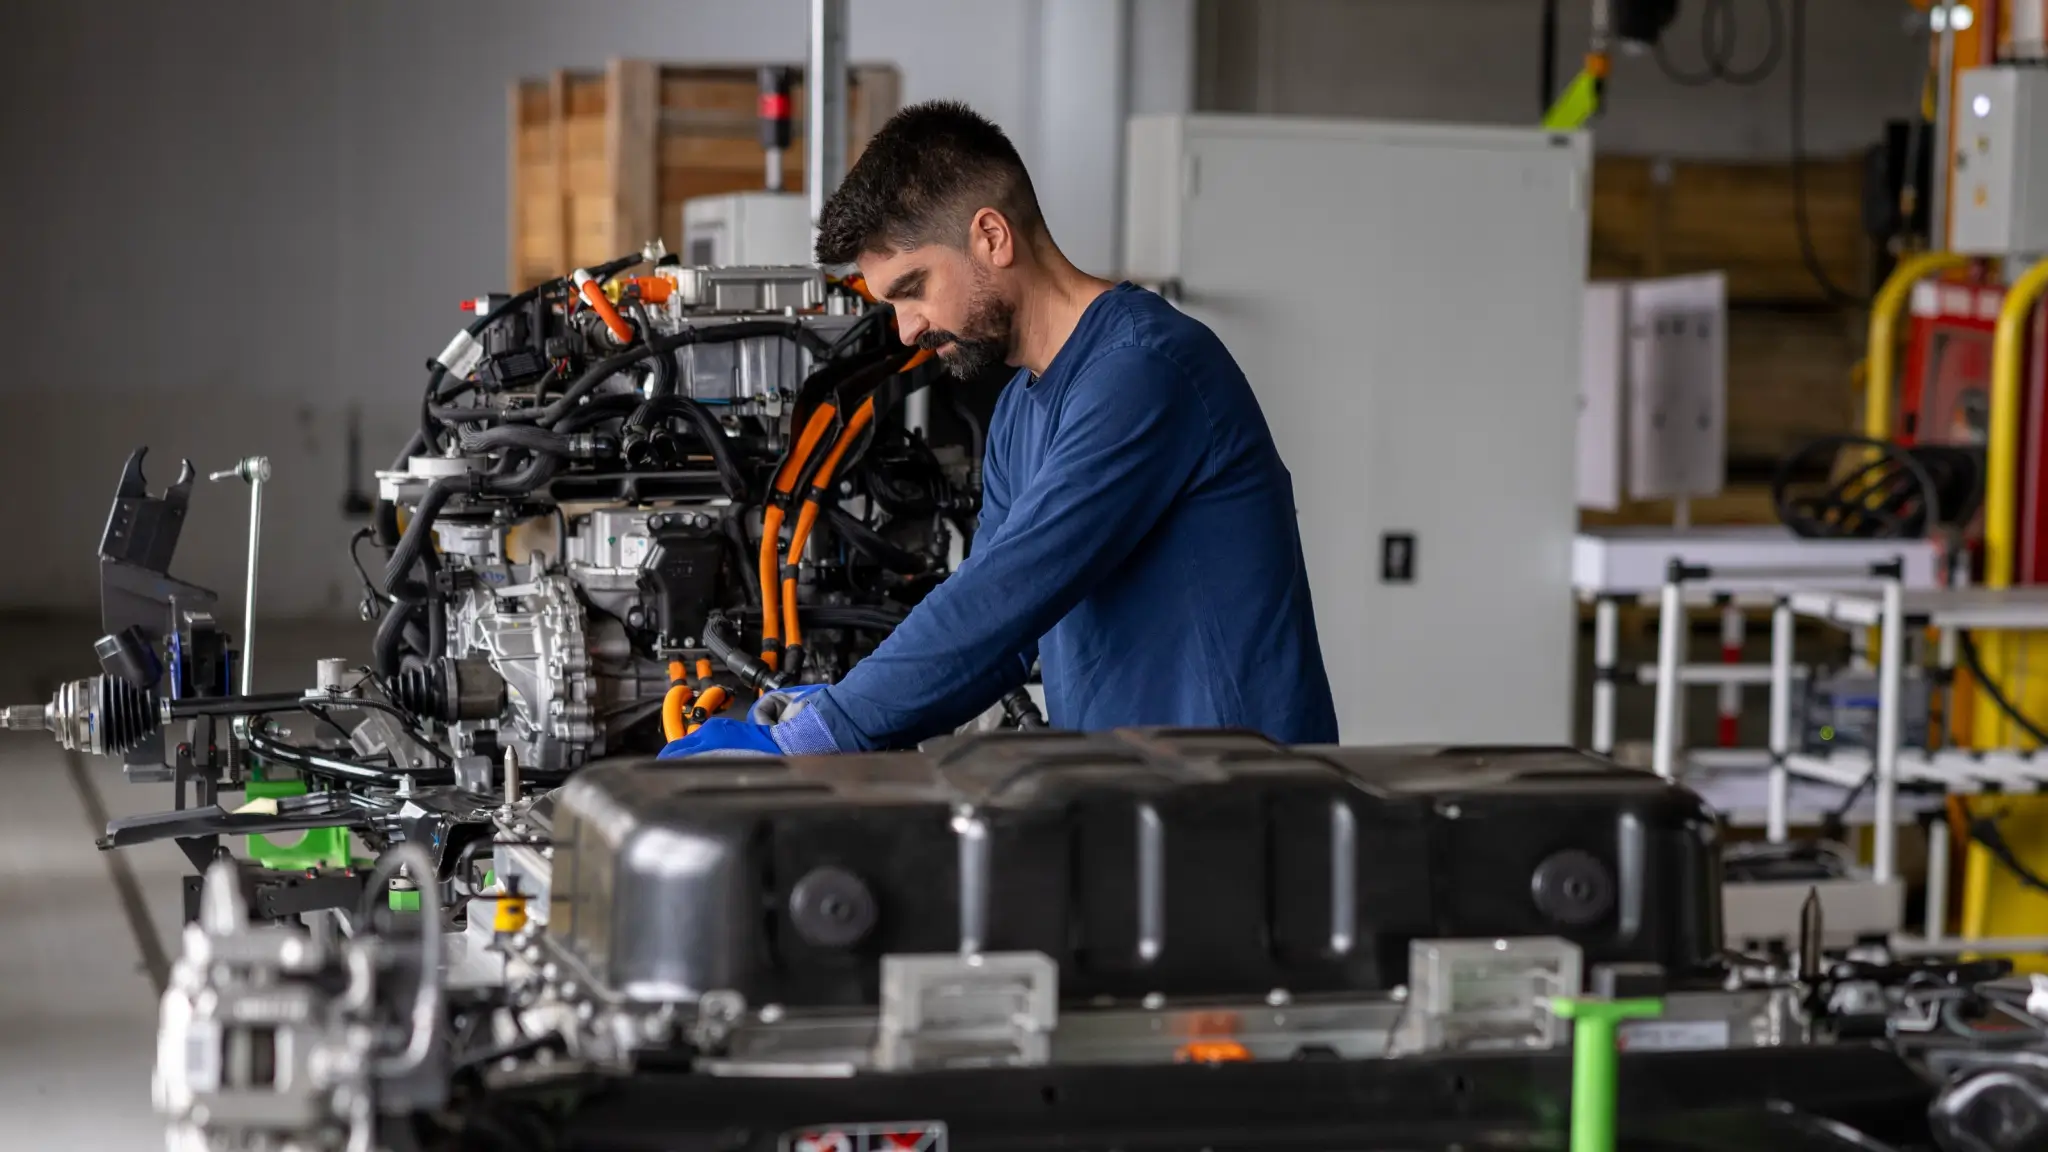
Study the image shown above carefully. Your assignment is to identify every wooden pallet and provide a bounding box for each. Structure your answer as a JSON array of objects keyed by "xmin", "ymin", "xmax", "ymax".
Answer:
[{"xmin": 508, "ymin": 59, "xmax": 902, "ymax": 290}]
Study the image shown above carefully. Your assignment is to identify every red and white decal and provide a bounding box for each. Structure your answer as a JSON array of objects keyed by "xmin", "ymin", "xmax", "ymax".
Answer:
[{"xmin": 782, "ymin": 1122, "xmax": 948, "ymax": 1152}]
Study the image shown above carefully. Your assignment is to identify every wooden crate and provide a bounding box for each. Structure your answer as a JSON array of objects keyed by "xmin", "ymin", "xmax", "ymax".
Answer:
[
  {"xmin": 509, "ymin": 59, "xmax": 903, "ymax": 290},
  {"xmin": 1590, "ymin": 154, "xmax": 1872, "ymax": 305}
]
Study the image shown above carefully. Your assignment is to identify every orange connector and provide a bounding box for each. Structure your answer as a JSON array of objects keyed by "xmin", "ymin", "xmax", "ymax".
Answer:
[{"xmin": 572, "ymin": 268, "xmax": 636, "ymax": 345}]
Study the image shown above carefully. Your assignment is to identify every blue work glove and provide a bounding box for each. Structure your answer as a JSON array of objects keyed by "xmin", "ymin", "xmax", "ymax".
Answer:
[
  {"xmin": 656, "ymin": 718, "xmax": 781, "ymax": 759},
  {"xmin": 656, "ymin": 685, "xmax": 841, "ymax": 759}
]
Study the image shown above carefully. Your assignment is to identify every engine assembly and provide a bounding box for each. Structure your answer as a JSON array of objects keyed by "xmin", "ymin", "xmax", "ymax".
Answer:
[
  {"xmin": 9, "ymin": 252, "xmax": 2048, "ymax": 1152},
  {"xmin": 373, "ymin": 253, "xmax": 983, "ymax": 777}
]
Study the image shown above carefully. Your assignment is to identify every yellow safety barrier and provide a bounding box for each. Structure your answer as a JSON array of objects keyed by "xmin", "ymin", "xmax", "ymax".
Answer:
[{"xmin": 1962, "ymin": 257, "xmax": 2048, "ymax": 965}]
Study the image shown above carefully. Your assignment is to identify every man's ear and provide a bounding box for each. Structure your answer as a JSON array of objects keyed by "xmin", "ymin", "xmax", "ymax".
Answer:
[{"xmin": 970, "ymin": 207, "xmax": 1015, "ymax": 270}]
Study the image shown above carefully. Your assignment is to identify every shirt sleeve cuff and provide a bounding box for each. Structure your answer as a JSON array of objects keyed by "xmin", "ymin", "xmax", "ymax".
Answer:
[{"xmin": 770, "ymin": 706, "xmax": 842, "ymax": 755}]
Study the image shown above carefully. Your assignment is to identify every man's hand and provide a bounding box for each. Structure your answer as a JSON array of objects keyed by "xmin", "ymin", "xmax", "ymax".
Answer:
[
  {"xmin": 656, "ymin": 684, "xmax": 841, "ymax": 759},
  {"xmin": 656, "ymin": 718, "xmax": 780, "ymax": 759}
]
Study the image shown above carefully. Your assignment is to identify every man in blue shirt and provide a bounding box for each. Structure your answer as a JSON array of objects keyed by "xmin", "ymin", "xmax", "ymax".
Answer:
[{"xmin": 661, "ymin": 100, "xmax": 1336, "ymax": 757}]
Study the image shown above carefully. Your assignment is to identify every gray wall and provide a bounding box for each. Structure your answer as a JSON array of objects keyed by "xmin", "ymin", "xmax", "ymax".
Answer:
[
  {"xmin": 0, "ymin": 0, "xmax": 1923, "ymax": 620},
  {"xmin": 1196, "ymin": 0, "xmax": 1928, "ymax": 158},
  {"xmin": 0, "ymin": 0, "xmax": 1181, "ymax": 619}
]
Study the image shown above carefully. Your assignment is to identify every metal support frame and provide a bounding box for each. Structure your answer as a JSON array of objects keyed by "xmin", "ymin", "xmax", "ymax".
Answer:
[
  {"xmin": 1874, "ymin": 576, "xmax": 1906, "ymax": 882},
  {"xmin": 1768, "ymin": 597, "xmax": 1795, "ymax": 843},
  {"xmin": 1592, "ymin": 595, "xmax": 1619, "ymax": 755},
  {"xmin": 806, "ymin": 0, "xmax": 849, "ymax": 248},
  {"xmin": 1657, "ymin": 557, "xmax": 1907, "ymax": 857},
  {"xmin": 1652, "ymin": 574, "xmax": 1687, "ymax": 779}
]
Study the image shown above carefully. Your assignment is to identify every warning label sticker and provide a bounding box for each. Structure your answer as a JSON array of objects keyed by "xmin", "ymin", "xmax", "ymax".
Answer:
[
  {"xmin": 1615, "ymin": 1019, "xmax": 1732, "ymax": 1052},
  {"xmin": 782, "ymin": 1123, "xmax": 948, "ymax": 1152}
]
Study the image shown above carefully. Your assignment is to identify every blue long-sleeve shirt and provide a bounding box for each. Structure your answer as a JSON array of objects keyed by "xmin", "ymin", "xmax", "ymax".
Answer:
[{"xmin": 805, "ymin": 282, "xmax": 1337, "ymax": 749}]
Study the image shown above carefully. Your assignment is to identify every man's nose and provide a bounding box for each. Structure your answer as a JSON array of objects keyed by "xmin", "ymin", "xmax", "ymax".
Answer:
[{"xmin": 895, "ymin": 313, "xmax": 927, "ymax": 345}]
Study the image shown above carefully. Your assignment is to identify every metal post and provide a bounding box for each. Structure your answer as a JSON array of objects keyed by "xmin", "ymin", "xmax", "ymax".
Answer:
[
  {"xmin": 1592, "ymin": 596, "xmax": 1619, "ymax": 755},
  {"xmin": 807, "ymin": 0, "xmax": 849, "ymax": 246},
  {"xmin": 210, "ymin": 456, "xmax": 270, "ymax": 696},
  {"xmin": 1932, "ymin": 3, "xmax": 1956, "ymax": 252},
  {"xmin": 1874, "ymin": 570, "xmax": 1906, "ymax": 883},
  {"xmin": 1926, "ymin": 815, "xmax": 1951, "ymax": 942},
  {"xmin": 1652, "ymin": 571, "xmax": 1687, "ymax": 780},
  {"xmin": 1768, "ymin": 597, "xmax": 1795, "ymax": 843}
]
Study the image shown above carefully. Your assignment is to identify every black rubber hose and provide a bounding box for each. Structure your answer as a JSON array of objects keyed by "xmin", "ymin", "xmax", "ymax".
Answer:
[
  {"xmin": 494, "ymin": 321, "xmax": 829, "ymax": 431},
  {"xmin": 457, "ymin": 424, "xmax": 575, "ymax": 456},
  {"xmin": 824, "ymin": 504, "xmax": 930, "ymax": 574},
  {"xmin": 629, "ymin": 396, "xmax": 746, "ymax": 499},
  {"xmin": 383, "ymin": 450, "xmax": 563, "ymax": 602},
  {"xmin": 704, "ymin": 611, "xmax": 786, "ymax": 693},
  {"xmin": 645, "ymin": 349, "xmax": 677, "ymax": 400},
  {"xmin": 383, "ymin": 477, "xmax": 469, "ymax": 595},
  {"xmin": 555, "ymin": 394, "xmax": 645, "ymax": 433},
  {"xmin": 248, "ymin": 727, "xmax": 454, "ymax": 786},
  {"xmin": 374, "ymin": 599, "xmax": 420, "ymax": 681},
  {"xmin": 422, "ymin": 548, "xmax": 446, "ymax": 662},
  {"xmin": 1001, "ymin": 687, "xmax": 1048, "ymax": 729}
]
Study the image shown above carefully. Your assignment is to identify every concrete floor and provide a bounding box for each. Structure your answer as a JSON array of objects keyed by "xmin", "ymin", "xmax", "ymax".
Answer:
[
  {"xmin": 0, "ymin": 608, "xmax": 1834, "ymax": 1147},
  {"xmin": 0, "ymin": 615, "xmax": 369, "ymax": 1150}
]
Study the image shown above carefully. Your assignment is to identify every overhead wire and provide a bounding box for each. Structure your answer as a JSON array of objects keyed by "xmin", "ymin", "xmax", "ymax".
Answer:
[{"xmin": 1654, "ymin": 0, "xmax": 1785, "ymax": 87}]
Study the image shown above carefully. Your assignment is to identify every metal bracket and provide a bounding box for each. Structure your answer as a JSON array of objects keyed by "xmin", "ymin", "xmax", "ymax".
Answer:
[{"xmin": 874, "ymin": 952, "xmax": 1058, "ymax": 1071}]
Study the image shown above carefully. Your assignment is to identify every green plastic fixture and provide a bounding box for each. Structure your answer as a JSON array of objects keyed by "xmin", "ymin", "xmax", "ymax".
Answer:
[{"xmin": 1550, "ymin": 995, "xmax": 1665, "ymax": 1152}]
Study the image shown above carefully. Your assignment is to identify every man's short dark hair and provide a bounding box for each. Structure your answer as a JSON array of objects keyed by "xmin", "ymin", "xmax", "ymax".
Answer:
[{"xmin": 814, "ymin": 101, "xmax": 1043, "ymax": 266}]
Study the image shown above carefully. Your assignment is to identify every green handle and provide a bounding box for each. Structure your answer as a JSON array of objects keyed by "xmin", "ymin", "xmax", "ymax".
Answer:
[
  {"xmin": 1550, "ymin": 997, "xmax": 1665, "ymax": 1152},
  {"xmin": 1542, "ymin": 71, "xmax": 1604, "ymax": 131}
]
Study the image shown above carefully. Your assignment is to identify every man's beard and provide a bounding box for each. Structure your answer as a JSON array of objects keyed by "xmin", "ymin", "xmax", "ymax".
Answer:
[{"xmin": 916, "ymin": 284, "xmax": 1014, "ymax": 380}]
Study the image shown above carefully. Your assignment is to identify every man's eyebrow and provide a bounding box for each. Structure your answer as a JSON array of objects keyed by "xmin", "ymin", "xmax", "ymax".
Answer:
[{"xmin": 881, "ymin": 268, "xmax": 927, "ymax": 300}]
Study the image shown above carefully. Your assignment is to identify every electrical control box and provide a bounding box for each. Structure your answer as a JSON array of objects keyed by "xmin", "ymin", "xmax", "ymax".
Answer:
[
  {"xmin": 680, "ymin": 192, "xmax": 813, "ymax": 267},
  {"xmin": 1578, "ymin": 273, "xmax": 1728, "ymax": 510},
  {"xmin": 1123, "ymin": 115, "xmax": 1588, "ymax": 744},
  {"xmin": 1951, "ymin": 67, "xmax": 2048, "ymax": 256}
]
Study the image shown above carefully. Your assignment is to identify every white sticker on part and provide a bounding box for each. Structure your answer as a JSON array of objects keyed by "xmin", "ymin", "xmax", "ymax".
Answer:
[
  {"xmin": 1615, "ymin": 1019, "xmax": 1730, "ymax": 1052},
  {"xmin": 184, "ymin": 1019, "xmax": 223, "ymax": 1093},
  {"xmin": 436, "ymin": 329, "xmax": 485, "ymax": 378}
]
